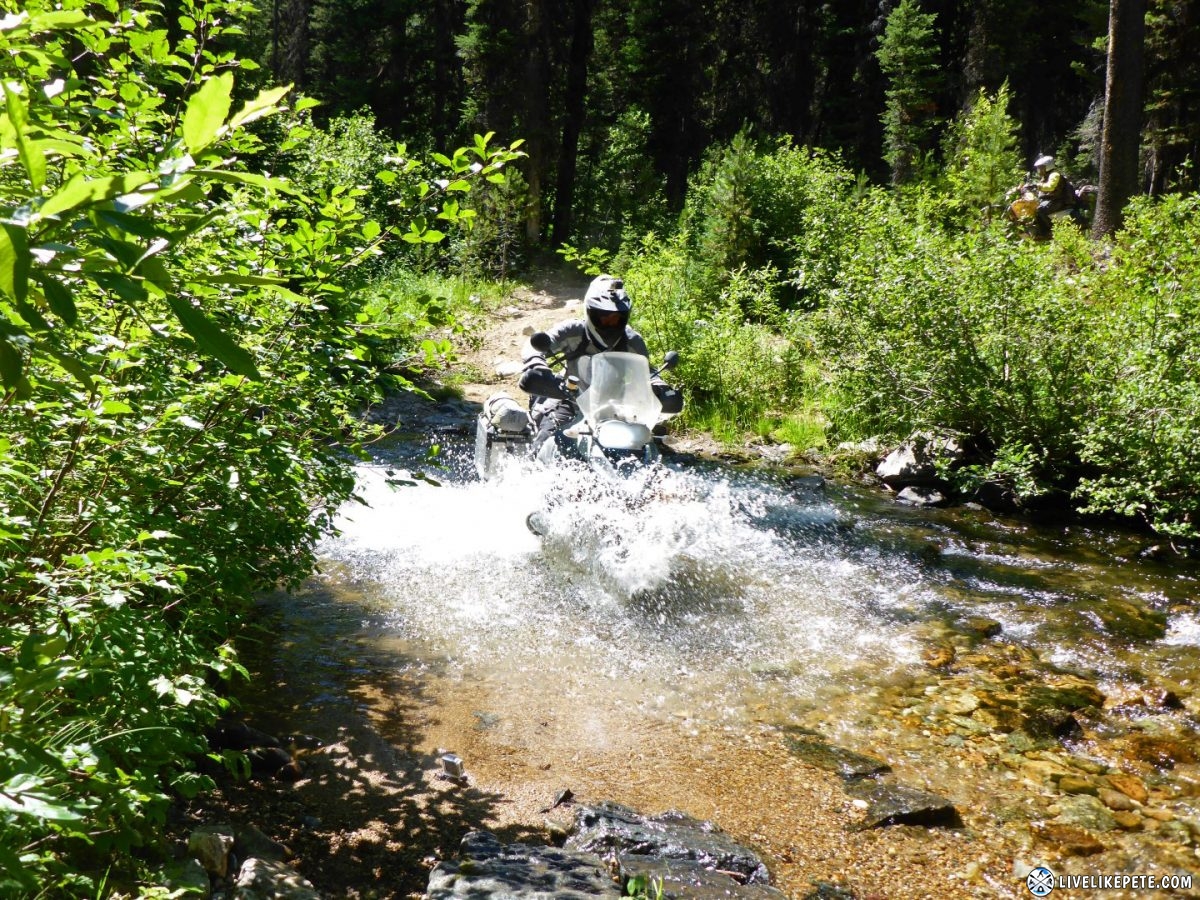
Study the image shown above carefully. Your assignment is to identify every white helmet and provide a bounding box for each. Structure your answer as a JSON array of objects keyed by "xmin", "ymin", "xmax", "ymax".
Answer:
[
  {"xmin": 1034, "ymin": 154, "xmax": 1054, "ymax": 169},
  {"xmin": 583, "ymin": 275, "xmax": 631, "ymax": 349}
]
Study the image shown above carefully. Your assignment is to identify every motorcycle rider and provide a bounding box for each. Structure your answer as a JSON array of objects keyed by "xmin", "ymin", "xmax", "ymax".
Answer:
[
  {"xmin": 1032, "ymin": 154, "xmax": 1077, "ymax": 236},
  {"xmin": 518, "ymin": 274, "xmax": 683, "ymax": 453}
]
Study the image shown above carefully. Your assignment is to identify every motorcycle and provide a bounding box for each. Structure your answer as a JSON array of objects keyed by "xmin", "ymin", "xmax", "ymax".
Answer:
[
  {"xmin": 1005, "ymin": 181, "xmax": 1096, "ymax": 239},
  {"xmin": 473, "ymin": 332, "xmax": 681, "ymax": 481}
]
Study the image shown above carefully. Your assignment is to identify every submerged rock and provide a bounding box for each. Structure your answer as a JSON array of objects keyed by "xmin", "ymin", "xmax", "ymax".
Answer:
[
  {"xmin": 1030, "ymin": 822, "xmax": 1106, "ymax": 856},
  {"xmin": 566, "ymin": 802, "xmax": 773, "ymax": 886},
  {"xmin": 620, "ymin": 858, "xmax": 788, "ymax": 899},
  {"xmin": 1124, "ymin": 733, "xmax": 1199, "ymax": 769},
  {"xmin": 782, "ymin": 736, "xmax": 892, "ymax": 780},
  {"xmin": 844, "ymin": 781, "xmax": 961, "ymax": 829},
  {"xmin": 427, "ymin": 831, "xmax": 619, "ymax": 899},
  {"xmin": 1094, "ymin": 599, "xmax": 1168, "ymax": 641},
  {"xmin": 1055, "ymin": 795, "xmax": 1118, "ymax": 832}
]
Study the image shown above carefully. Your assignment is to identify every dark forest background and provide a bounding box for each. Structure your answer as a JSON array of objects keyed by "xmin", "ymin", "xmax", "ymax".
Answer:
[{"xmin": 250, "ymin": 0, "xmax": 1200, "ymax": 248}]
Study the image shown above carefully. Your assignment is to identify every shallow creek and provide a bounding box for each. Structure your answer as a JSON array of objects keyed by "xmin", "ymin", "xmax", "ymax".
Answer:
[{"xmin": 246, "ymin": 439, "xmax": 1200, "ymax": 898}]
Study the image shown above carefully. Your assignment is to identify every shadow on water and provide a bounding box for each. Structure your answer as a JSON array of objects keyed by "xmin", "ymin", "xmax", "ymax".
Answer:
[{"xmin": 223, "ymin": 581, "xmax": 546, "ymax": 898}]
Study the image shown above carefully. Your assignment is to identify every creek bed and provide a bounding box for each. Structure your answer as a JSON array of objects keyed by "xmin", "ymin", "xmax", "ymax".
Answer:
[{"xmin": 242, "ymin": 440, "xmax": 1200, "ymax": 899}]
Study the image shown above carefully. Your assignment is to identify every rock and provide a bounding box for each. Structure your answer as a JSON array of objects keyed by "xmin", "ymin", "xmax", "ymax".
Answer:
[
  {"xmin": 1055, "ymin": 795, "xmax": 1117, "ymax": 832},
  {"xmin": 1124, "ymin": 734, "xmax": 1199, "ymax": 769},
  {"xmin": 189, "ymin": 826, "xmax": 235, "ymax": 878},
  {"xmin": 1097, "ymin": 788, "xmax": 1139, "ymax": 812},
  {"xmin": 427, "ymin": 831, "xmax": 620, "ymax": 899},
  {"xmin": 234, "ymin": 857, "xmax": 322, "ymax": 900},
  {"xmin": 1030, "ymin": 822, "xmax": 1106, "ymax": 856},
  {"xmin": 956, "ymin": 617, "xmax": 1002, "ymax": 640},
  {"xmin": 234, "ymin": 823, "xmax": 290, "ymax": 862},
  {"xmin": 1058, "ymin": 776, "xmax": 1099, "ymax": 796},
  {"xmin": 944, "ymin": 692, "xmax": 980, "ymax": 715},
  {"xmin": 1111, "ymin": 810, "xmax": 1143, "ymax": 830},
  {"xmin": 896, "ymin": 486, "xmax": 948, "ymax": 507},
  {"xmin": 567, "ymin": 802, "xmax": 772, "ymax": 886},
  {"xmin": 1099, "ymin": 772, "xmax": 1147, "ymax": 806},
  {"xmin": 1157, "ymin": 820, "xmax": 1194, "ymax": 845},
  {"xmin": 620, "ymin": 858, "xmax": 788, "ymax": 899},
  {"xmin": 844, "ymin": 781, "xmax": 961, "ymax": 829},
  {"xmin": 782, "ymin": 737, "xmax": 892, "ymax": 780},
  {"xmin": 1142, "ymin": 807, "xmax": 1176, "ymax": 822},
  {"xmin": 802, "ymin": 882, "xmax": 857, "ymax": 899},
  {"xmin": 921, "ymin": 644, "xmax": 956, "ymax": 669},
  {"xmin": 208, "ymin": 719, "xmax": 281, "ymax": 752},
  {"xmin": 1095, "ymin": 600, "xmax": 1168, "ymax": 641},
  {"xmin": 157, "ymin": 857, "xmax": 211, "ymax": 898},
  {"xmin": 1023, "ymin": 679, "xmax": 1105, "ymax": 712},
  {"xmin": 875, "ymin": 433, "xmax": 961, "ymax": 488}
]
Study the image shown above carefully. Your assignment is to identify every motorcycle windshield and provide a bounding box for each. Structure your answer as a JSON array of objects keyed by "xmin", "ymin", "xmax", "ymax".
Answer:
[{"xmin": 577, "ymin": 352, "xmax": 662, "ymax": 427}]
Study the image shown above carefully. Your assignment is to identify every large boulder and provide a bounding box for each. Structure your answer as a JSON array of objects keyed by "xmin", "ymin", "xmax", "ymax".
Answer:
[
  {"xmin": 875, "ymin": 432, "xmax": 962, "ymax": 489},
  {"xmin": 426, "ymin": 831, "xmax": 620, "ymax": 899},
  {"xmin": 566, "ymin": 802, "xmax": 772, "ymax": 886}
]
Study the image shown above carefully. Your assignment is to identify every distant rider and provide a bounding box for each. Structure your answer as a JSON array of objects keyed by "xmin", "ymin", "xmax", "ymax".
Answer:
[
  {"xmin": 1032, "ymin": 154, "xmax": 1077, "ymax": 236},
  {"xmin": 518, "ymin": 274, "xmax": 683, "ymax": 453}
]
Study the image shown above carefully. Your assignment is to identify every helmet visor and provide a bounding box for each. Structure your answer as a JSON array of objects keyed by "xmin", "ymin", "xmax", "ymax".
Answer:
[{"xmin": 590, "ymin": 310, "xmax": 628, "ymax": 329}]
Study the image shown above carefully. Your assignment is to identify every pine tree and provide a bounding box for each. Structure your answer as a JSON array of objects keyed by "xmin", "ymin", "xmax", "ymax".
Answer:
[{"xmin": 876, "ymin": 0, "xmax": 943, "ymax": 185}]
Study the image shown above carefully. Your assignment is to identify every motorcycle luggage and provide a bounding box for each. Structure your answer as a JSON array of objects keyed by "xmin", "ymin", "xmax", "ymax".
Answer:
[
  {"xmin": 475, "ymin": 392, "xmax": 533, "ymax": 479},
  {"xmin": 485, "ymin": 392, "xmax": 532, "ymax": 433}
]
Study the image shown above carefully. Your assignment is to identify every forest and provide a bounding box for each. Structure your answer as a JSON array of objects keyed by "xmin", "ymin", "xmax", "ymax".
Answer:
[{"xmin": 1, "ymin": 0, "xmax": 1199, "ymax": 894}]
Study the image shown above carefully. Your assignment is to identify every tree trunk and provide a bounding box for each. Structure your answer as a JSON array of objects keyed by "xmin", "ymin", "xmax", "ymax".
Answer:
[
  {"xmin": 551, "ymin": 0, "xmax": 594, "ymax": 247},
  {"xmin": 522, "ymin": 0, "xmax": 551, "ymax": 246},
  {"xmin": 1093, "ymin": 0, "xmax": 1146, "ymax": 238},
  {"xmin": 275, "ymin": 0, "xmax": 310, "ymax": 89}
]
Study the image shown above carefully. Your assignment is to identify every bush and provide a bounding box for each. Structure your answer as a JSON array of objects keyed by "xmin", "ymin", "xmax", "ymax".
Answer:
[{"xmin": 0, "ymin": 1, "xmax": 519, "ymax": 892}]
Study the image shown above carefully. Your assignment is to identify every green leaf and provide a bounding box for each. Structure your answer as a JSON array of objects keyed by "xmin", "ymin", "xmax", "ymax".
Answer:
[
  {"xmin": 182, "ymin": 71, "xmax": 234, "ymax": 154},
  {"xmin": 361, "ymin": 220, "xmax": 381, "ymax": 241},
  {"xmin": 228, "ymin": 85, "xmax": 291, "ymax": 130},
  {"xmin": 191, "ymin": 168, "xmax": 299, "ymax": 195},
  {"xmin": 421, "ymin": 229, "xmax": 446, "ymax": 243},
  {"xmin": 44, "ymin": 343, "xmax": 93, "ymax": 389},
  {"xmin": 166, "ymin": 296, "xmax": 261, "ymax": 380},
  {"xmin": 101, "ymin": 400, "xmax": 134, "ymax": 415},
  {"xmin": 0, "ymin": 788, "xmax": 84, "ymax": 822},
  {"xmin": 0, "ymin": 224, "xmax": 29, "ymax": 304},
  {"xmin": 28, "ymin": 9, "xmax": 93, "ymax": 31},
  {"xmin": 190, "ymin": 273, "xmax": 288, "ymax": 287},
  {"xmin": 2, "ymin": 81, "xmax": 45, "ymax": 190},
  {"xmin": 39, "ymin": 171, "xmax": 156, "ymax": 219},
  {"xmin": 0, "ymin": 337, "xmax": 23, "ymax": 387}
]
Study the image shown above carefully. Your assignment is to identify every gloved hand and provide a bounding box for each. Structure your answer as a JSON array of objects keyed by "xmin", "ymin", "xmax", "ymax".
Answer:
[{"xmin": 519, "ymin": 364, "xmax": 571, "ymax": 399}]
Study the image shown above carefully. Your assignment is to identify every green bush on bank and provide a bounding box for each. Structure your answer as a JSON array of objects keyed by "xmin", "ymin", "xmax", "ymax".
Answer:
[
  {"xmin": 0, "ymin": 0, "xmax": 519, "ymax": 893},
  {"xmin": 619, "ymin": 130, "xmax": 1200, "ymax": 537}
]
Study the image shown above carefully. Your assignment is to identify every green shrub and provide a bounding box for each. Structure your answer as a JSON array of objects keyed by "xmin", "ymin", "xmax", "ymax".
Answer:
[
  {"xmin": 0, "ymin": 0, "xmax": 519, "ymax": 891},
  {"xmin": 1074, "ymin": 194, "xmax": 1200, "ymax": 537}
]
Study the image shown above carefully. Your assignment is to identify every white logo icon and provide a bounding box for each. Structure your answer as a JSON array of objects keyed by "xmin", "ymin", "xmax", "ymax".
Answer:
[{"xmin": 1027, "ymin": 866, "xmax": 1055, "ymax": 896}]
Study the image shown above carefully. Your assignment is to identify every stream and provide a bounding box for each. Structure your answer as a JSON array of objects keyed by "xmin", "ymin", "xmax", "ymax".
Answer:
[{"xmin": 247, "ymin": 428, "xmax": 1200, "ymax": 898}]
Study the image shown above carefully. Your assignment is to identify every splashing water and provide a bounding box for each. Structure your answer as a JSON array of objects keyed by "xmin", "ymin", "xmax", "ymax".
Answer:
[{"xmin": 319, "ymin": 450, "xmax": 939, "ymax": 710}]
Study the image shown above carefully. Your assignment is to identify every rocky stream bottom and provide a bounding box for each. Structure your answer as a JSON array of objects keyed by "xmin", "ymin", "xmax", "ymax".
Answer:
[{"xmin": 163, "ymin": 590, "xmax": 1200, "ymax": 900}]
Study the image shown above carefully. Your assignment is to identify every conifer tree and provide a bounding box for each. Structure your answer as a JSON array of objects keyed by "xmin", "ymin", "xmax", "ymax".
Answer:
[{"xmin": 876, "ymin": 0, "xmax": 943, "ymax": 185}]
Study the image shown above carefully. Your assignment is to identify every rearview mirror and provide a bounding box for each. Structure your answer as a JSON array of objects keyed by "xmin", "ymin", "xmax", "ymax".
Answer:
[
  {"xmin": 661, "ymin": 350, "xmax": 679, "ymax": 371},
  {"xmin": 530, "ymin": 332, "xmax": 552, "ymax": 354}
]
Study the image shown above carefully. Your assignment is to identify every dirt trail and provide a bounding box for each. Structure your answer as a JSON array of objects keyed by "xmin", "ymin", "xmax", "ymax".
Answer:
[{"xmin": 454, "ymin": 270, "xmax": 585, "ymax": 407}]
